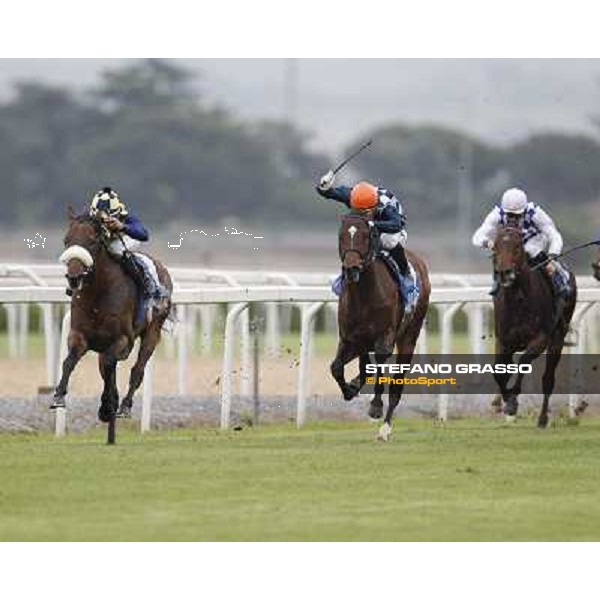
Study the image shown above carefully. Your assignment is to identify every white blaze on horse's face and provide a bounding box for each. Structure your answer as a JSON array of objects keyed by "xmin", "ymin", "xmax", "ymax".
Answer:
[{"xmin": 348, "ymin": 225, "xmax": 357, "ymax": 249}]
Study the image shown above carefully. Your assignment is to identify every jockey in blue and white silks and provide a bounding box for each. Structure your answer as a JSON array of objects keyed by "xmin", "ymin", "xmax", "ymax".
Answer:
[
  {"xmin": 317, "ymin": 170, "xmax": 408, "ymax": 272},
  {"xmin": 472, "ymin": 187, "xmax": 571, "ymax": 299},
  {"xmin": 316, "ymin": 170, "xmax": 419, "ymax": 309}
]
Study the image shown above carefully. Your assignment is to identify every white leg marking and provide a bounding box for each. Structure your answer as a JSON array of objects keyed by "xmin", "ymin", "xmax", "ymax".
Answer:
[
  {"xmin": 505, "ymin": 415, "xmax": 516, "ymax": 423},
  {"xmin": 377, "ymin": 422, "xmax": 392, "ymax": 442}
]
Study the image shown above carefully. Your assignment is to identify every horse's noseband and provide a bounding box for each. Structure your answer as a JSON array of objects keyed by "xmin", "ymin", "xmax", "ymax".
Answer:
[{"xmin": 65, "ymin": 262, "xmax": 95, "ymax": 291}]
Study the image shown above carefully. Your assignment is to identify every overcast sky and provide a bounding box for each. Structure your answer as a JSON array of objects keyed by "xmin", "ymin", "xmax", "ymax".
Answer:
[{"xmin": 1, "ymin": 58, "xmax": 598, "ymax": 154}]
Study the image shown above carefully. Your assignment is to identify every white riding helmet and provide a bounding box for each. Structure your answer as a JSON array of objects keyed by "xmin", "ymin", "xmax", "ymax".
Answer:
[{"xmin": 501, "ymin": 188, "xmax": 528, "ymax": 214}]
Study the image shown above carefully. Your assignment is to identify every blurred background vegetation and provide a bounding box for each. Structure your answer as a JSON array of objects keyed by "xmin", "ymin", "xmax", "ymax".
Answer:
[{"xmin": 0, "ymin": 59, "xmax": 598, "ymax": 269}]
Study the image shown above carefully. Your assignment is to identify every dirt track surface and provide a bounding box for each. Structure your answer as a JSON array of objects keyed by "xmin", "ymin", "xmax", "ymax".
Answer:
[
  {"xmin": 1, "ymin": 354, "xmax": 598, "ymax": 432},
  {"xmin": 0, "ymin": 353, "xmax": 341, "ymax": 399}
]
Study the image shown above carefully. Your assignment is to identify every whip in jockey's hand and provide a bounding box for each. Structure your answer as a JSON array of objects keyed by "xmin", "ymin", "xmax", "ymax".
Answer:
[
  {"xmin": 315, "ymin": 173, "xmax": 409, "ymax": 276},
  {"xmin": 472, "ymin": 187, "xmax": 571, "ymax": 320},
  {"xmin": 87, "ymin": 187, "xmax": 165, "ymax": 301}
]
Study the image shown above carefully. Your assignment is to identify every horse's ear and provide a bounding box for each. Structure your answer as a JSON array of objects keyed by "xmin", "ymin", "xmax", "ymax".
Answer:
[{"xmin": 67, "ymin": 204, "xmax": 77, "ymax": 221}]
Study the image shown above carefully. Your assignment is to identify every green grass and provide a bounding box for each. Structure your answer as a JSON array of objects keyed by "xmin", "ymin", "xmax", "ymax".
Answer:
[{"xmin": 2, "ymin": 418, "xmax": 600, "ymax": 541}]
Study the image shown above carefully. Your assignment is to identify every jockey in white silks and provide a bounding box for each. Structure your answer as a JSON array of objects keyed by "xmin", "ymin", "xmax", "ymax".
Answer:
[{"xmin": 472, "ymin": 187, "xmax": 571, "ymax": 315}]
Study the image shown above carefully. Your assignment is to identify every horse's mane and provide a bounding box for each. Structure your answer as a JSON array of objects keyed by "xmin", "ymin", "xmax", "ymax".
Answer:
[
  {"xmin": 496, "ymin": 225, "xmax": 523, "ymax": 244},
  {"xmin": 71, "ymin": 213, "xmax": 96, "ymax": 224},
  {"xmin": 67, "ymin": 213, "xmax": 104, "ymax": 240}
]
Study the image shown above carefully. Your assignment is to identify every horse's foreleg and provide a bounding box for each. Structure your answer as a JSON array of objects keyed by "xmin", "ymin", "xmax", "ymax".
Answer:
[
  {"xmin": 377, "ymin": 297, "xmax": 429, "ymax": 441},
  {"xmin": 51, "ymin": 332, "xmax": 88, "ymax": 408},
  {"xmin": 118, "ymin": 325, "xmax": 162, "ymax": 418},
  {"xmin": 378, "ymin": 342, "xmax": 415, "ymax": 442},
  {"xmin": 493, "ymin": 350, "xmax": 516, "ymax": 418},
  {"xmin": 98, "ymin": 336, "xmax": 129, "ymax": 423},
  {"xmin": 505, "ymin": 336, "xmax": 546, "ymax": 420},
  {"xmin": 538, "ymin": 335, "xmax": 566, "ymax": 428},
  {"xmin": 348, "ymin": 353, "xmax": 369, "ymax": 395},
  {"xmin": 98, "ymin": 352, "xmax": 119, "ymax": 423},
  {"xmin": 368, "ymin": 352, "xmax": 391, "ymax": 420},
  {"xmin": 331, "ymin": 341, "xmax": 359, "ymax": 401}
]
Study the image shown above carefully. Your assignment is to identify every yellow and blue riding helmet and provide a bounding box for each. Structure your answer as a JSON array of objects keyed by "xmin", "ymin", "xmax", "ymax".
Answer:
[{"xmin": 89, "ymin": 187, "xmax": 128, "ymax": 218}]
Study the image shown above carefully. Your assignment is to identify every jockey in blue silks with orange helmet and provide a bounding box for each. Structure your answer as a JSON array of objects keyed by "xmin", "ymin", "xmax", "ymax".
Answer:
[{"xmin": 316, "ymin": 169, "xmax": 419, "ymax": 310}]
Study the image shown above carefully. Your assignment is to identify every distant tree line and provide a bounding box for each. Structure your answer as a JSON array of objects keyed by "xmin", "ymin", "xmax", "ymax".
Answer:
[
  {"xmin": 0, "ymin": 58, "xmax": 599, "ymax": 238},
  {"xmin": 346, "ymin": 125, "xmax": 600, "ymax": 239},
  {"xmin": 0, "ymin": 59, "xmax": 330, "ymax": 226}
]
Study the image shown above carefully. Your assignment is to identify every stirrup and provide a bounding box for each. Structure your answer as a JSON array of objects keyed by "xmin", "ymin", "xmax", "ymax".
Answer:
[{"xmin": 49, "ymin": 396, "xmax": 66, "ymax": 409}]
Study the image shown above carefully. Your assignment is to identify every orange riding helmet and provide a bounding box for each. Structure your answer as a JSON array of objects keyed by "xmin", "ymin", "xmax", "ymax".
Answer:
[{"xmin": 350, "ymin": 181, "xmax": 379, "ymax": 210}]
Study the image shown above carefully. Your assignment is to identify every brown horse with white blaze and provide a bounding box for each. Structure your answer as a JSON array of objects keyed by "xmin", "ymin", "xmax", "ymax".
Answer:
[
  {"xmin": 331, "ymin": 212, "xmax": 430, "ymax": 441},
  {"xmin": 492, "ymin": 225, "xmax": 576, "ymax": 427},
  {"xmin": 53, "ymin": 212, "xmax": 172, "ymax": 425}
]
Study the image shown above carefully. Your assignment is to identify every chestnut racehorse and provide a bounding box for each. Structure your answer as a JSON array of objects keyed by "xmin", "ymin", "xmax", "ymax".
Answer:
[
  {"xmin": 492, "ymin": 225, "xmax": 576, "ymax": 427},
  {"xmin": 331, "ymin": 212, "xmax": 430, "ymax": 441},
  {"xmin": 53, "ymin": 213, "xmax": 172, "ymax": 425}
]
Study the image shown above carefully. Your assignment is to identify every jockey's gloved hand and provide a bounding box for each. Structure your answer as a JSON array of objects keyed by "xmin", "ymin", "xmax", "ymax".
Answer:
[
  {"xmin": 105, "ymin": 217, "xmax": 124, "ymax": 232},
  {"xmin": 318, "ymin": 170, "xmax": 335, "ymax": 191}
]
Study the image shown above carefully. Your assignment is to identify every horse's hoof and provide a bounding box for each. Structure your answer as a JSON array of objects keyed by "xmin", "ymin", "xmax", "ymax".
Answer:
[
  {"xmin": 377, "ymin": 423, "xmax": 392, "ymax": 442},
  {"xmin": 505, "ymin": 415, "xmax": 516, "ymax": 424},
  {"xmin": 368, "ymin": 404, "xmax": 383, "ymax": 420},
  {"xmin": 116, "ymin": 406, "xmax": 132, "ymax": 419},
  {"xmin": 98, "ymin": 406, "xmax": 114, "ymax": 423},
  {"xmin": 574, "ymin": 401, "xmax": 589, "ymax": 417},
  {"xmin": 49, "ymin": 396, "xmax": 66, "ymax": 410},
  {"xmin": 537, "ymin": 416, "xmax": 549, "ymax": 429},
  {"xmin": 342, "ymin": 384, "xmax": 359, "ymax": 401}
]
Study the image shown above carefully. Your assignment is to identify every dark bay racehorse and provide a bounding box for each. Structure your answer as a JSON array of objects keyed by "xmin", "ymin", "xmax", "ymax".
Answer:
[
  {"xmin": 331, "ymin": 212, "xmax": 430, "ymax": 441},
  {"xmin": 492, "ymin": 225, "xmax": 576, "ymax": 427},
  {"xmin": 53, "ymin": 212, "xmax": 172, "ymax": 426}
]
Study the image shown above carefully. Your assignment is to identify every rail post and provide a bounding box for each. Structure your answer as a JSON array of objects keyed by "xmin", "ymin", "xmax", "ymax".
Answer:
[
  {"xmin": 437, "ymin": 302, "xmax": 464, "ymax": 421},
  {"xmin": 54, "ymin": 310, "xmax": 71, "ymax": 437},
  {"xmin": 296, "ymin": 302, "xmax": 324, "ymax": 428},
  {"xmin": 177, "ymin": 304, "xmax": 187, "ymax": 395},
  {"xmin": 569, "ymin": 302, "xmax": 593, "ymax": 418},
  {"xmin": 221, "ymin": 302, "xmax": 248, "ymax": 429},
  {"xmin": 141, "ymin": 354, "xmax": 154, "ymax": 433},
  {"xmin": 239, "ymin": 307, "xmax": 253, "ymax": 397}
]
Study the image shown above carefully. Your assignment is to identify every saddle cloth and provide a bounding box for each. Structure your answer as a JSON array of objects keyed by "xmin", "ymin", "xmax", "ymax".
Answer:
[
  {"xmin": 133, "ymin": 253, "xmax": 166, "ymax": 325},
  {"xmin": 331, "ymin": 253, "xmax": 421, "ymax": 313}
]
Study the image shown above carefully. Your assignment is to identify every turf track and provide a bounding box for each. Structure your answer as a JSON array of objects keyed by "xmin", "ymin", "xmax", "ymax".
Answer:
[{"xmin": 1, "ymin": 418, "xmax": 600, "ymax": 541}]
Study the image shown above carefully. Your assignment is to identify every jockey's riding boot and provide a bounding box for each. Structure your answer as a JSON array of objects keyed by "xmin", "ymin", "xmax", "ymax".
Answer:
[
  {"xmin": 390, "ymin": 243, "xmax": 409, "ymax": 276},
  {"xmin": 551, "ymin": 267, "xmax": 570, "ymax": 328},
  {"xmin": 553, "ymin": 295, "xmax": 567, "ymax": 329},
  {"xmin": 120, "ymin": 252, "xmax": 151, "ymax": 299}
]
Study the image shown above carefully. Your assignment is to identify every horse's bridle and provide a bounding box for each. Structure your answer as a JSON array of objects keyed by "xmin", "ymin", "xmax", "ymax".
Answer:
[
  {"xmin": 339, "ymin": 216, "xmax": 380, "ymax": 272},
  {"xmin": 494, "ymin": 226, "xmax": 524, "ymax": 288},
  {"xmin": 64, "ymin": 217, "xmax": 109, "ymax": 290}
]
